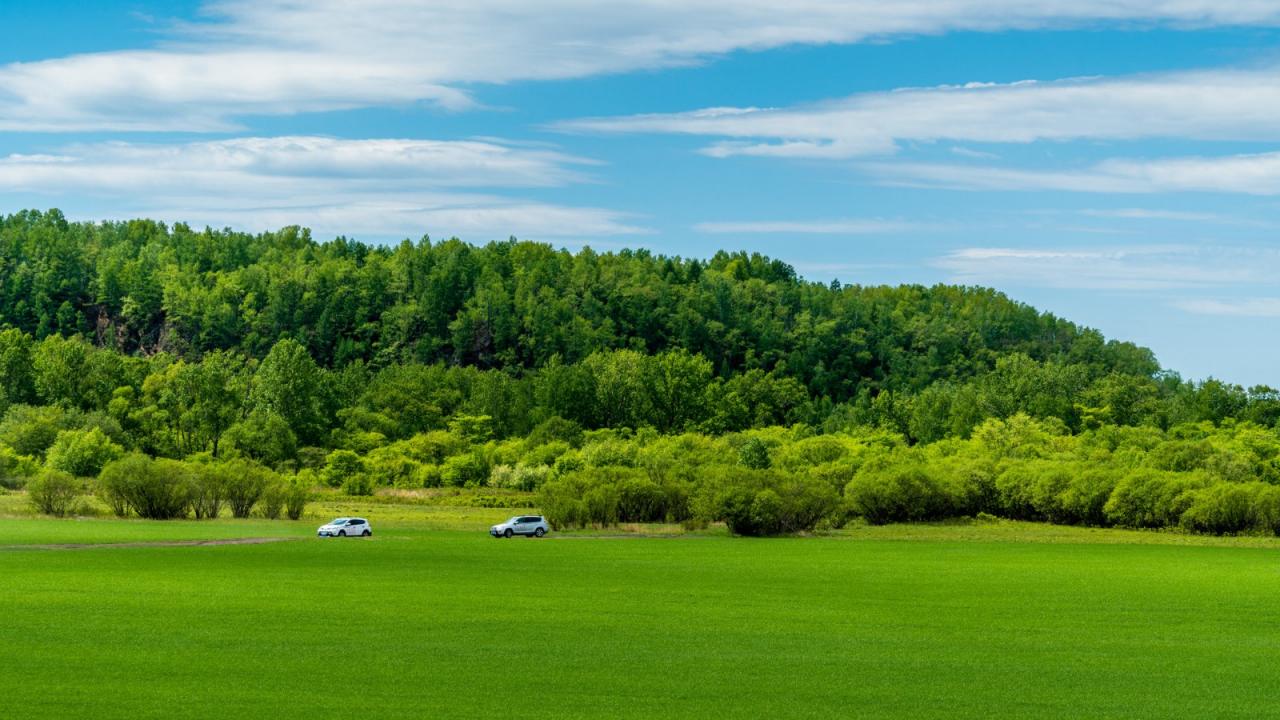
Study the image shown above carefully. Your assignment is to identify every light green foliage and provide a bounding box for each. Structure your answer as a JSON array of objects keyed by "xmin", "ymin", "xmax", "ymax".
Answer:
[
  {"xmin": 251, "ymin": 339, "xmax": 326, "ymax": 445},
  {"xmin": 45, "ymin": 427, "xmax": 124, "ymax": 478},
  {"xmin": 284, "ymin": 476, "xmax": 311, "ymax": 520},
  {"xmin": 321, "ymin": 449, "xmax": 366, "ymax": 490},
  {"xmin": 0, "ymin": 404, "xmax": 67, "ymax": 457},
  {"xmin": 222, "ymin": 459, "xmax": 277, "ymax": 518},
  {"xmin": 222, "ymin": 410, "xmax": 297, "ymax": 467},
  {"xmin": 26, "ymin": 468, "xmax": 80, "ymax": 516},
  {"xmin": 97, "ymin": 454, "xmax": 191, "ymax": 519},
  {"xmin": 0, "ymin": 444, "xmax": 39, "ymax": 490},
  {"xmin": 258, "ymin": 477, "xmax": 288, "ymax": 519},
  {"xmin": 186, "ymin": 462, "xmax": 226, "ymax": 519}
]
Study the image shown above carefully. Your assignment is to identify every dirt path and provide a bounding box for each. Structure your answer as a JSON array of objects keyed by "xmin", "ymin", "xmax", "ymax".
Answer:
[{"xmin": 0, "ymin": 536, "xmax": 299, "ymax": 551}]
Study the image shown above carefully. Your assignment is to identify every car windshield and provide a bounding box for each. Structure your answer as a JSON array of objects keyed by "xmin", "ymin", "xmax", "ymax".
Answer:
[
  {"xmin": 507, "ymin": 517, "xmax": 521, "ymax": 523},
  {"xmin": 329, "ymin": 518, "xmax": 349, "ymax": 525}
]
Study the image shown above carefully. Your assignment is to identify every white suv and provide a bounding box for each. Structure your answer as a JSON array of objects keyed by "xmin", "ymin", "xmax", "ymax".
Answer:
[
  {"xmin": 318, "ymin": 517, "xmax": 372, "ymax": 537},
  {"xmin": 490, "ymin": 515, "xmax": 549, "ymax": 538}
]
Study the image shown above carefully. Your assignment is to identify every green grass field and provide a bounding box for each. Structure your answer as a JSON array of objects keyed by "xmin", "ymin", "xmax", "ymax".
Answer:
[{"xmin": 4, "ymin": 501, "xmax": 1280, "ymax": 719}]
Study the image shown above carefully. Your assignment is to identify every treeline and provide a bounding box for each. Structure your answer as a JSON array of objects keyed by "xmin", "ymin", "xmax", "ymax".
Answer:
[
  {"xmin": 537, "ymin": 416, "xmax": 1280, "ymax": 536},
  {"xmin": 26, "ymin": 455, "xmax": 307, "ymax": 521},
  {"xmin": 0, "ymin": 209, "xmax": 1277, "ymax": 455},
  {"xmin": 3, "ymin": 209, "xmax": 1280, "ymax": 536},
  {"xmin": 2, "ymin": 208, "xmax": 1152, "ymax": 398}
]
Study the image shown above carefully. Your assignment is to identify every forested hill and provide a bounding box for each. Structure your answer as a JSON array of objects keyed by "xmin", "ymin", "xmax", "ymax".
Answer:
[
  {"xmin": 2, "ymin": 208, "xmax": 1148, "ymax": 386},
  {"xmin": 0, "ymin": 208, "xmax": 1274, "ymax": 455}
]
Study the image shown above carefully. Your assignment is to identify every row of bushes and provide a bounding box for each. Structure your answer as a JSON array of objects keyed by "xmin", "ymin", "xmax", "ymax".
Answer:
[
  {"xmin": 523, "ymin": 417, "xmax": 1280, "ymax": 536},
  {"xmin": 28, "ymin": 455, "xmax": 309, "ymax": 520}
]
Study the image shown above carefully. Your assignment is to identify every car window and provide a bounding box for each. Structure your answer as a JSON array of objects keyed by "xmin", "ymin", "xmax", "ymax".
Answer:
[
  {"xmin": 515, "ymin": 517, "xmax": 528, "ymax": 523},
  {"xmin": 348, "ymin": 519, "xmax": 361, "ymax": 525}
]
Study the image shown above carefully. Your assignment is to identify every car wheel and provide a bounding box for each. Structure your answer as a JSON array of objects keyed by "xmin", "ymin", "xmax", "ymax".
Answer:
[
  {"xmin": 362, "ymin": 530, "xmax": 371, "ymax": 537},
  {"xmin": 504, "ymin": 528, "xmax": 513, "ymax": 538},
  {"xmin": 338, "ymin": 530, "xmax": 347, "ymax": 537},
  {"xmin": 534, "ymin": 527, "xmax": 546, "ymax": 537}
]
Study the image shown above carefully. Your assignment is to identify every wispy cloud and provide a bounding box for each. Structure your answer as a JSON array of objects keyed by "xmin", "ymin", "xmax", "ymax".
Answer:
[
  {"xmin": 560, "ymin": 67, "xmax": 1280, "ymax": 159},
  {"xmin": 7, "ymin": 1, "xmax": 1280, "ymax": 130},
  {"xmin": 0, "ymin": 137, "xmax": 643, "ymax": 240},
  {"xmin": 935, "ymin": 245, "xmax": 1280, "ymax": 290},
  {"xmin": 1175, "ymin": 298, "xmax": 1280, "ymax": 317},
  {"xmin": 871, "ymin": 151, "xmax": 1280, "ymax": 195},
  {"xmin": 1078, "ymin": 208, "xmax": 1232, "ymax": 222},
  {"xmin": 694, "ymin": 218, "xmax": 922, "ymax": 234}
]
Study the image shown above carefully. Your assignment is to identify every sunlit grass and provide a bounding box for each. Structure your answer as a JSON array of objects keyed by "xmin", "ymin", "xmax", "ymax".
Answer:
[{"xmin": 4, "ymin": 511, "xmax": 1280, "ymax": 718}]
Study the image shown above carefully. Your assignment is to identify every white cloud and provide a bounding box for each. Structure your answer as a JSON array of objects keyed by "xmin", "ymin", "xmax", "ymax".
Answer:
[
  {"xmin": 694, "ymin": 219, "xmax": 921, "ymax": 234},
  {"xmin": 1175, "ymin": 298, "xmax": 1280, "ymax": 317},
  {"xmin": 871, "ymin": 151, "xmax": 1280, "ymax": 194},
  {"xmin": 7, "ymin": 1, "xmax": 1280, "ymax": 130},
  {"xmin": 1079, "ymin": 208, "xmax": 1230, "ymax": 222},
  {"xmin": 935, "ymin": 245, "xmax": 1280, "ymax": 290},
  {"xmin": 561, "ymin": 67, "xmax": 1280, "ymax": 158},
  {"xmin": 0, "ymin": 137, "xmax": 644, "ymax": 240}
]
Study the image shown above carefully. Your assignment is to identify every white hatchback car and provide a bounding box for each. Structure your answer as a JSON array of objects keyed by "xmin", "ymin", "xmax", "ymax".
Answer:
[
  {"xmin": 318, "ymin": 517, "xmax": 372, "ymax": 537},
  {"xmin": 490, "ymin": 515, "xmax": 549, "ymax": 538}
]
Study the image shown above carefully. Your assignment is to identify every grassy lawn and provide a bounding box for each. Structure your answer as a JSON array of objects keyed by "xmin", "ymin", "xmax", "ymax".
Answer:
[{"xmin": 3, "ymin": 506, "xmax": 1280, "ymax": 718}]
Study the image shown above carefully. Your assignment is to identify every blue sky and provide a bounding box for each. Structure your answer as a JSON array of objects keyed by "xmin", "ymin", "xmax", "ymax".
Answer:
[{"xmin": 1, "ymin": 2, "xmax": 1279, "ymax": 386}]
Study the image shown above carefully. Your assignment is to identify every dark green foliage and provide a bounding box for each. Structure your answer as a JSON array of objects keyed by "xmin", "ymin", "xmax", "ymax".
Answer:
[
  {"xmin": 737, "ymin": 437, "xmax": 771, "ymax": 469},
  {"xmin": 27, "ymin": 469, "xmax": 79, "ymax": 516}
]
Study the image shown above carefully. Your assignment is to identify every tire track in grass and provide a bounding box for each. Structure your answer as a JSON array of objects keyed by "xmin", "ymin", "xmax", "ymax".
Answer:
[{"xmin": 0, "ymin": 536, "xmax": 303, "ymax": 551}]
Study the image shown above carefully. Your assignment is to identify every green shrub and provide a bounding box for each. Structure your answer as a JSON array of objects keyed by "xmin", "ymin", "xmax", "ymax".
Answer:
[
  {"xmin": 186, "ymin": 463, "xmax": 225, "ymax": 519},
  {"xmin": 1179, "ymin": 483, "xmax": 1255, "ymax": 535},
  {"xmin": 1058, "ymin": 468, "xmax": 1122, "ymax": 526},
  {"xmin": 0, "ymin": 444, "xmax": 39, "ymax": 490},
  {"xmin": 522, "ymin": 440, "xmax": 571, "ymax": 467},
  {"xmin": 538, "ymin": 476, "xmax": 588, "ymax": 530},
  {"xmin": 617, "ymin": 477, "xmax": 668, "ymax": 522},
  {"xmin": 415, "ymin": 463, "xmax": 444, "ymax": 488},
  {"xmin": 342, "ymin": 473, "xmax": 374, "ymax": 496},
  {"xmin": 526, "ymin": 416, "xmax": 583, "ymax": 449},
  {"xmin": 27, "ymin": 469, "xmax": 79, "ymax": 516},
  {"xmin": 845, "ymin": 465, "xmax": 956, "ymax": 525},
  {"xmin": 259, "ymin": 477, "xmax": 288, "ymax": 519},
  {"xmin": 490, "ymin": 463, "xmax": 550, "ymax": 491},
  {"xmin": 45, "ymin": 427, "xmax": 123, "ymax": 478},
  {"xmin": 0, "ymin": 404, "xmax": 65, "ymax": 457},
  {"xmin": 223, "ymin": 459, "xmax": 275, "ymax": 518},
  {"xmin": 1103, "ymin": 469, "xmax": 1210, "ymax": 529},
  {"xmin": 441, "ymin": 451, "xmax": 489, "ymax": 488},
  {"xmin": 285, "ymin": 476, "xmax": 311, "ymax": 520},
  {"xmin": 98, "ymin": 455, "xmax": 191, "ymax": 519},
  {"xmin": 583, "ymin": 483, "xmax": 620, "ymax": 526},
  {"xmin": 322, "ymin": 449, "xmax": 365, "ymax": 488}
]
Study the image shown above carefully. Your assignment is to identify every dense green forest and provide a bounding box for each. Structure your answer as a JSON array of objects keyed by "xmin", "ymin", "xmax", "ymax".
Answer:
[{"xmin": 3, "ymin": 208, "xmax": 1279, "ymax": 534}]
